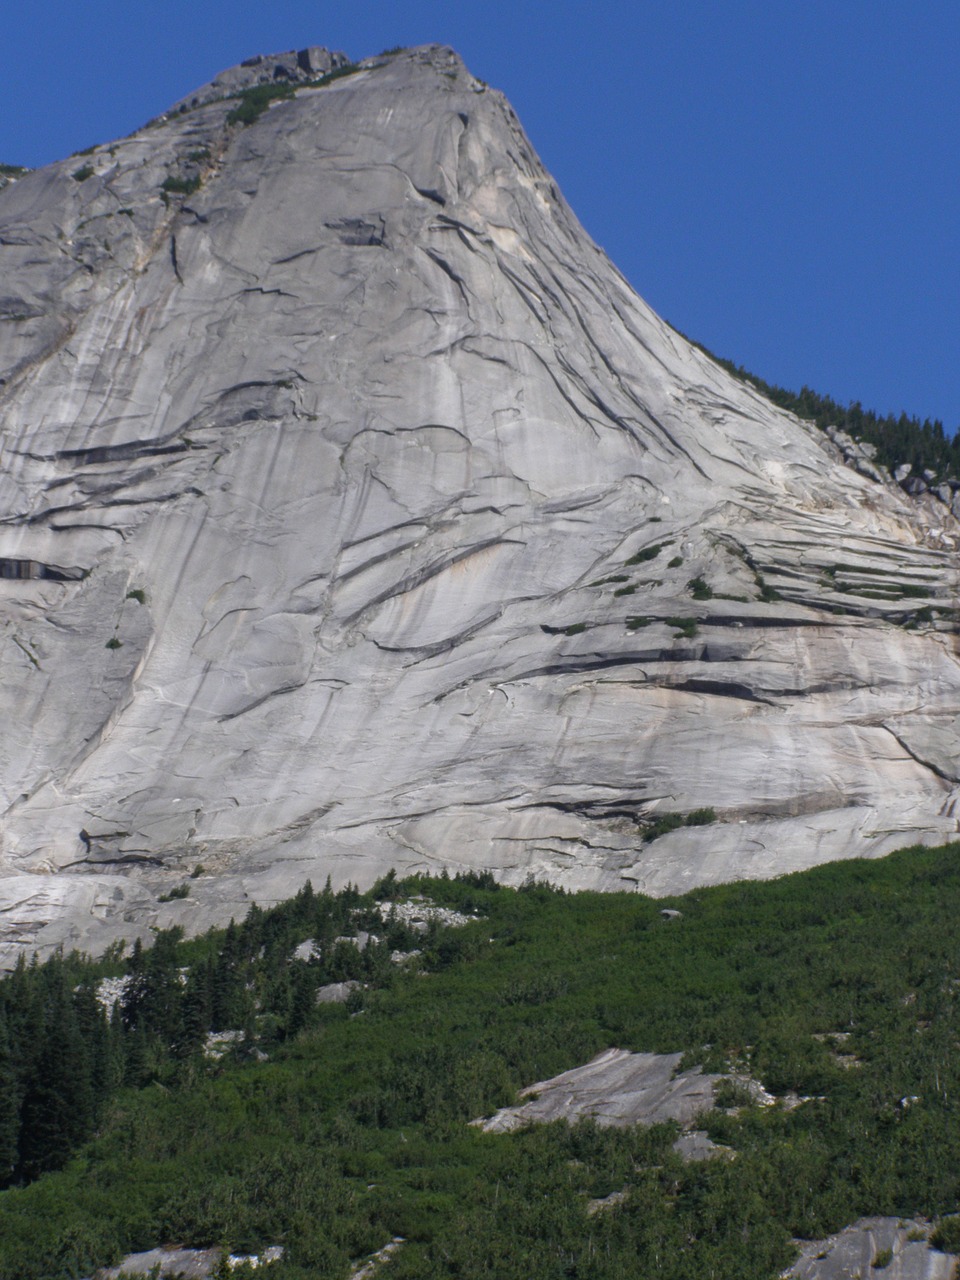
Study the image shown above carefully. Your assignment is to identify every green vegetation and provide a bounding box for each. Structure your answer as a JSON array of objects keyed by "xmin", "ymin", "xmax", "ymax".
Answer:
[
  {"xmin": 226, "ymin": 63, "xmax": 361, "ymax": 126},
  {"xmin": 643, "ymin": 807, "xmax": 717, "ymax": 843},
  {"xmin": 932, "ymin": 1217, "xmax": 960, "ymax": 1252},
  {"xmin": 625, "ymin": 615, "xmax": 652, "ymax": 630},
  {"xmin": 688, "ymin": 575, "xmax": 713, "ymax": 600},
  {"xmin": 625, "ymin": 543, "xmax": 664, "ymax": 566},
  {"xmin": 226, "ymin": 81, "xmax": 299, "ymax": 125},
  {"xmin": 612, "ymin": 584, "xmax": 636, "ymax": 597},
  {"xmin": 0, "ymin": 163, "xmax": 28, "ymax": 178},
  {"xmin": 668, "ymin": 555, "xmax": 684, "ymax": 568},
  {"xmin": 3, "ymin": 847, "xmax": 960, "ymax": 1276},
  {"xmin": 125, "ymin": 589, "xmax": 146, "ymax": 605},
  {"xmin": 540, "ymin": 622, "xmax": 588, "ymax": 636},
  {"xmin": 157, "ymin": 884, "xmax": 190, "ymax": 903},
  {"xmin": 666, "ymin": 615, "xmax": 698, "ymax": 637},
  {"xmin": 104, "ymin": 637, "xmax": 122, "ymax": 650},
  {"xmin": 161, "ymin": 174, "xmax": 202, "ymax": 196},
  {"xmin": 872, "ymin": 1246, "xmax": 894, "ymax": 1268},
  {"xmin": 71, "ymin": 165, "xmax": 94, "ymax": 183},
  {"xmin": 712, "ymin": 1078, "xmax": 755, "ymax": 1109},
  {"xmin": 755, "ymin": 574, "xmax": 781, "ymax": 603}
]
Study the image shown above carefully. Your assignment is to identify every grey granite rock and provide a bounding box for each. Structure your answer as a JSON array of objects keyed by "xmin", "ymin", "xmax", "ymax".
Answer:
[
  {"xmin": 92, "ymin": 1244, "xmax": 283, "ymax": 1278},
  {"xmin": 165, "ymin": 47, "xmax": 350, "ymax": 115},
  {"xmin": 316, "ymin": 980, "xmax": 360, "ymax": 1003},
  {"xmin": 783, "ymin": 1219, "xmax": 955, "ymax": 1280},
  {"xmin": 477, "ymin": 1047, "xmax": 720, "ymax": 1132},
  {"xmin": 2, "ymin": 45, "xmax": 960, "ymax": 961}
]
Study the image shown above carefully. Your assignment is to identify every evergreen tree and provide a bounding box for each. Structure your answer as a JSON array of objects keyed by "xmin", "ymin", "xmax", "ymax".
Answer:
[{"xmin": 0, "ymin": 1014, "xmax": 19, "ymax": 1186}]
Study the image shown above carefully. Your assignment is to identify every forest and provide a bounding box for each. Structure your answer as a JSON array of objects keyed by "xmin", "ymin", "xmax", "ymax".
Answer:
[{"xmin": 1, "ymin": 846, "xmax": 960, "ymax": 1278}]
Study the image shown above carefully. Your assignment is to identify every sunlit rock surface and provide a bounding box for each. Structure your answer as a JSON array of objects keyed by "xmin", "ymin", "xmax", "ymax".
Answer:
[
  {"xmin": 92, "ymin": 1243, "xmax": 283, "ymax": 1279},
  {"xmin": 2, "ymin": 45, "xmax": 960, "ymax": 961},
  {"xmin": 477, "ymin": 1048, "xmax": 719, "ymax": 1132},
  {"xmin": 783, "ymin": 1218, "xmax": 956, "ymax": 1280}
]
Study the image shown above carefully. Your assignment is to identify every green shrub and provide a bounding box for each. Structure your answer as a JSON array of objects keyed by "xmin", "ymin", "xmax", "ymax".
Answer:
[
  {"xmin": 713, "ymin": 1078, "xmax": 754, "ymax": 1109},
  {"xmin": 931, "ymin": 1217, "xmax": 960, "ymax": 1253},
  {"xmin": 668, "ymin": 555, "xmax": 684, "ymax": 568},
  {"xmin": 872, "ymin": 1247, "xmax": 893, "ymax": 1269},
  {"xmin": 688, "ymin": 576, "xmax": 713, "ymax": 600},
  {"xmin": 755, "ymin": 574, "xmax": 781, "ymax": 602},
  {"xmin": 71, "ymin": 165, "xmax": 94, "ymax": 182},
  {"xmin": 625, "ymin": 543, "xmax": 663, "ymax": 566},
  {"xmin": 613, "ymin": 584, "xmax": 636, "ymax": 597},
  {"xmin": 105, "ymin": 637, "xmax": 122, "ymax": 650},
  {"xmin": 161, "ymin": 174, "xmax": 201, "ymax": 196},
  {"xmin": 643, "ymin": 813, "xmax": 686, "ymax": 842},
  {"xmin": 125, "ymin": 588, "xmax": 146, "ymax": 604},
  {"xmin": 625, "ymin": 616, "xmax": 651, "ymax": 630},
  {"xmin": 686, "ymin": 808, "xmax": 717, "ymax": 826},
  {"xmin": 643, "ymin": 808, "xmax": 716, "ymax": 843},
  {"xmin": 226, "ymin": 81, "xmax": 297, "ymax": 125},
  {"xmin": 666, "ymin": 616, "xmax": 698, "ymax": 637},
  {"xmin": 226, "ymin": 64, "xmax": 361, "ymax": 127},
  {"xmin": 158, "ymin": 884, "xmax": 190, "ymax": 903}
]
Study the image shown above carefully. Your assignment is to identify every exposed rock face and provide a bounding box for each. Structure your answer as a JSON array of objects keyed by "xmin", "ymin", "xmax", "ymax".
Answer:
[
  {"xmin": 783, "ymin": 1218, "xmax": 956, "ymax": 1280},
  {"xmin": 92, "ymin": 1243, "xmax": 284, "ymax": 1278},
  {"xmin": 1, "ymin": 45, "xmax": 960, "ymax": 961},
  {"xmin": 166, "ymin": 47, "xmax": 350, "ymax": 115},
  {"xmin": 477, "ymin": 1047, "xmax": 719, "ymax": 1133}
]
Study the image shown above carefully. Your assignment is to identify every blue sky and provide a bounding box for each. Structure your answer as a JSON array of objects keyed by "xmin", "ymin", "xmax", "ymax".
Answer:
[{"xmin": 4, "ymin": 1, "xmax": 959, "ymax": 428}]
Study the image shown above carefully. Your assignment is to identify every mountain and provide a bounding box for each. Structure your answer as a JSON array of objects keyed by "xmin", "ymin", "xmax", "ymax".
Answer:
[{"xmin": 1, "ymin": 45, "xmax": 959, "ymax": 964}]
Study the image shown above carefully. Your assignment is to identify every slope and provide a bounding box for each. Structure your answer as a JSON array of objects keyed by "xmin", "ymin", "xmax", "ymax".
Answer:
[{"xmin": 1, "ymin": 46, "xmax": 959, "ymax": 961}]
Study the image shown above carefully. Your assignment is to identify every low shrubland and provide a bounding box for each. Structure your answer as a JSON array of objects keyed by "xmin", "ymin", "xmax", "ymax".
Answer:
[{"xmin": 2, "ymin": 846, "xmax": 960, "ymax": 1277}]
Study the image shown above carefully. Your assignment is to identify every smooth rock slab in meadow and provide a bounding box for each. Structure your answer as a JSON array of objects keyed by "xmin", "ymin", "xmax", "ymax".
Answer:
[{"xmin": 477, "ymin": 1047, "xmax": 719, "ymax": 1133}]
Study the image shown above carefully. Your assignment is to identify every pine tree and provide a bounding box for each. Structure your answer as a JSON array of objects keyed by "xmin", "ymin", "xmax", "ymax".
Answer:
[{"xmin": 0, "ymin": 1012, "xmax": 20, "ymax": 1186}]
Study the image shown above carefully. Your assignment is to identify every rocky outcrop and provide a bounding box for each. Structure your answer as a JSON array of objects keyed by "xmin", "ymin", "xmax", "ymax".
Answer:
[
  {"xmin": 477, "ymin": 1048, "xmax": 720, "ymax": 1132},
  {"xmin": 783, "ymin": 1219, "xmax": 956, "ymax": 1280},
  {"xmin": 165, "ymin": 46, "xmax": 350, "ymax": 115},
  {"xmin": 92, "ymin": 1244, "xmax": 283, "ymax": 1278},
  {"xmin": 2, "ymin": 46, "xmax": 960, "ymax": 962}
]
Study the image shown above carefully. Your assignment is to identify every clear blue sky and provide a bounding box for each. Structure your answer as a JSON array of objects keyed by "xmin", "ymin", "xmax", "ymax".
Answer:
[{"xmin": 4, "ymin": 1, "xmax": 959, "ymax": 428}]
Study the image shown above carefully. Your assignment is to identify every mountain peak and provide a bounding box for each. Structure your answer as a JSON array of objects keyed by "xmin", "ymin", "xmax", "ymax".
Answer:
[
  {"xmin": 167, "ymin": 46, "xmax": 351, "ymax": 115},
  {"xmin": 162, "ymin": 44, "xmax": 475, "ymax": 119},
  {"xmin": 0, "ymin": 48, "xmax": 958, "ymax": 964}
]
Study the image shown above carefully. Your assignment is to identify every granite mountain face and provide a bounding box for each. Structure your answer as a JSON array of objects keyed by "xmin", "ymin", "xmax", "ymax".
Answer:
[{"xmin": 1, "ymin": 46, "xmax": 958, "ymax": 962}]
